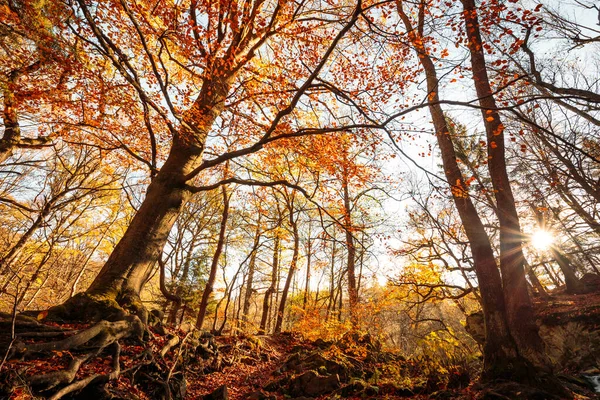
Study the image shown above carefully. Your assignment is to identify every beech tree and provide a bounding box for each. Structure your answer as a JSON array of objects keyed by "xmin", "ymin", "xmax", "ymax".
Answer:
[{"xmin": 44, "ymin": 0, "xmax": 364, "ymax": 322}]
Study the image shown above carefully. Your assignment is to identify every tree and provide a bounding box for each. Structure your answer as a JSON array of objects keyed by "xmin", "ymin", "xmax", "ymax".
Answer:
[
  {"xmin": 395, "ymin": 0, "xmax": 527, "ymax": 380},
  {"xmin": 47, "ymin": 0, "xmax": 363, "ymax": 322}
]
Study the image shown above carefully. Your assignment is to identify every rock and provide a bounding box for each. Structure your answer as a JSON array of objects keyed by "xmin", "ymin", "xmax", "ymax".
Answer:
[
  {"xmin": 582, "ymin": 273, "xmax": 600, "ymax": 293},
  {"xmin": 204, "ymin": 385, "xmax": 228, "ymax": 400},
  {"xmin": 466, "ymin": 295, "xmax": 600, "ymax": 371},
  {"xmin": 244, "ymin": 390, "xmax": 276, "ymax": 400},
  {"xmin": 288, "ymin": 371, "xmax": 340, "ymax": 397},
  {"xmin": 283, "ymin": 351, "xmax": 348, "ymax": 381},
  {"xmin": 465, "ymin": 311, "xmax": 485, "ymax": 345},
  {"xmin": 264, "ymin": 376, "xmax": 289, "ymax": 392},
  {"xmin": 338, "ymin": 380, "xmax": 367, "ymax": 396},
  {"xmin": 539, "ymin": 322, "xmax": 600, "ymax": 370}
]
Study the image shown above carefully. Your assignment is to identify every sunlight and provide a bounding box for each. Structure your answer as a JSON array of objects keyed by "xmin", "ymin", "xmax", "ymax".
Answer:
[
  {"xmin": 377, "ymin": 273, "xmax": 388, "ymax": 287},
  {"xmin": 530, "ymin": 229, "xmax": 554, "ymax": 251}
]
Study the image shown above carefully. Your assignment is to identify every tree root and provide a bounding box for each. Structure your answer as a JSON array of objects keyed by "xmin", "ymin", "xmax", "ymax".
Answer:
[
  {"xmin": 0, "ymin": 310, "xmax": 193, "ymax": 400},
  {"xmin": 47, "ymin": 342, "xmax": 121, "ymax": 400},
  {"xmin": 28, "ymin": 351, "xmax": 97, "ymax": 391},
  {"xmin": 10, "ymin": 315, "xmax": 143, "ymax": 359}
]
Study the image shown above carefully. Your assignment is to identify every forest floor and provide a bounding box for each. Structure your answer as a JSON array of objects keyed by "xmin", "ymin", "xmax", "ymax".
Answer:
[{"xmin": 2, "ymin": 292, "xmax": 600, "ymax": 399}]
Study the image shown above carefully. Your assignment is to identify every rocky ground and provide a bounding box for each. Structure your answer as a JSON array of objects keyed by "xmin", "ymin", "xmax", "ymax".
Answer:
[{"xmin": 1, "ymin": 291, "xmax": 600, "ymax": 399}]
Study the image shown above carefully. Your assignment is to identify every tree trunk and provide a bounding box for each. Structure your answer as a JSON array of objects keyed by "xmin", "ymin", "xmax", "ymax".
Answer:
[
  {"xmin": 196, "ymin": 186, "xmax": 230, "ymax": 329},
  {"xmin": 274, "ymin": 208, "xmax": 300, "ymax": 334},
  {"xmin": 259, "ymin": 218, "xmax": 281, "ymax": 334},
  {"xmin": 397, "ymin": 0, "xmax": 537, "ymax": 381},
  {"xmin": 326, "ymin": 235, "xmax": 336, "ymax": 321},
  {"xmin": 342, "ymin": 167, "xmax": 359, "ymax": 326},
  {"xmin": 303, "ymin": 234, "xmax": 312, "ymax": 310},
  {"xmin": 242, "ymin": 219, "xmax": 262, "ymax": 329},
  {"xmin": 460, "ymin": 0, "xmax": 550, "ymax": 373},
  {"xmin": 550, "ymin": 248, "xmax": 585, "ymax": 294},
  {"xmin": 48, "ymin": 68, "xmax": 233, "ymax": 323}
]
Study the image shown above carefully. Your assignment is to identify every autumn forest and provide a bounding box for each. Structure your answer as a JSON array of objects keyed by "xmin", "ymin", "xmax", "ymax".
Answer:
[{"xmin": 1, "ymin": 0, "xmax": 600, "ymax": 399}]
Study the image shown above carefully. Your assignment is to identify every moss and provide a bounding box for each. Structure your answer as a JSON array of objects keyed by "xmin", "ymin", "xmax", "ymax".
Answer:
[{"xmin": 46, "ymin": 293, "xmax": 127, "ymax": 323}]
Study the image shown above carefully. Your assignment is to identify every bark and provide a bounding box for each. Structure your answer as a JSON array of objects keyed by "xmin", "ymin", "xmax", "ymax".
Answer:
[
  {"xmin": 460, "ymin": 0, "xmax": 550, "ymax": 372},
  {"xmin": 550, "ymin": 248, "xmax": 585, "ymax": 293},
  {"xmin": 52, "ymin": 70, "xmax": 233, "ymax": 321},
  {"xmin": 274, "ymin": 207, "xmax": 300, "ymax": 334},
  {"xmin": 242, "ymin": 219, "xmax": 262, "ymax": 328},
  {"xmin": 303, "ymin": 234, "xmax": 312, "ymax": 310},
  {"xmin": 259, "ymin": 218, "xmax": 281, "ymax": 334},
  {"xmin": 342, "ymin": 167, "xmax": 359, "ymax": 325},
  {"xmin": 396, "ymin": 0, "xmax": 544, "ymax": 380},
  {"xmin": 196, "ymin": 186, "xmax": 230, "ymax": 329}
]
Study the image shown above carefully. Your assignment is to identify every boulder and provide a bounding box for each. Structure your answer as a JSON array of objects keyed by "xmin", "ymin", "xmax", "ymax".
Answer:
[
  {"xmin": 288, "ymin": 371, "xmax": 340, "ymax": 397},
  {"xmin": 244, "ymin": 390, "xmax": 276, "ymax": 400},
  {"xmin": 465, "ymin": 293, "xmax": 600, "ymax": 372}
]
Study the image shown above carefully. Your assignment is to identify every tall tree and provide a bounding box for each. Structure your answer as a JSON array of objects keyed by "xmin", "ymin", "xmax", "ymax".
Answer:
[
  {"xmin": 396, "ymin": 0, "xmax": 526, "ymax": 380},
  {"xmin": 460, "ymin": 0, "xmax": 549, "ymax": 371},
  {"xmin": 48, "ymin": 0, "xmax": 363, "ymax": 322}
]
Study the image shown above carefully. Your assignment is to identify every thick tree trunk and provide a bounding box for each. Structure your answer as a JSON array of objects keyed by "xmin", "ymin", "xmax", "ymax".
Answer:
[
  {"xmin": 460, "ymin": 0, "xmax": 550, "ymax": 372},
  {"xmin": 49, "ymin": 72, "xmax": 232, "ymax": 322},
  {"xmin": 196, "ymin": 187, "xmax": 230, "ymax": 329}
]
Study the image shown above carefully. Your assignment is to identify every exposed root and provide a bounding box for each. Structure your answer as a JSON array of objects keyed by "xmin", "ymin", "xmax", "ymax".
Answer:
[
  {"xmin": 28, "ymin": 351, "xmax": 96, "ymax": 391},
  {"xmin": 46, "ymin": 293, "xmax": 128, "ymax": 323},
  {"xmin": 0, "ymin": 310, "xmax": 196, "ymax": 400},
  {"xmin": 10, "ymin": 315, "xmax": 143, "ymax": 359},
  {"xmin": 47, "ymin": 342, "xmax": 121, "ymax": 400}
]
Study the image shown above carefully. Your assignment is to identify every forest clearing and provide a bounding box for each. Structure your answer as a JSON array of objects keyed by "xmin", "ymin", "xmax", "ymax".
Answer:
[{"xmin": 1, "ymin": 0, "xmax": 600, "ymax": 399}]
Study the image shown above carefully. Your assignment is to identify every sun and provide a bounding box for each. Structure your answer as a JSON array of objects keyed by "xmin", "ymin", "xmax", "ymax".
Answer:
[{"xmin": 530, "ymin": 229, "xmax": 554, "ymax": 251}]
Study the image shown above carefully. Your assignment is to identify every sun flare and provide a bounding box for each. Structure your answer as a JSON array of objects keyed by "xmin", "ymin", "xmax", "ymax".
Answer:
[{"xmin": 531, "ymin": 229, "xmax": 554, "ymax": 251}]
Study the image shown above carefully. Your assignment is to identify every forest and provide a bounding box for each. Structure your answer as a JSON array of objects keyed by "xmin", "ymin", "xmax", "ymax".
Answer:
[{"xmin": 1, "ymin": 0, "xmax": 600, "ymax": 399}]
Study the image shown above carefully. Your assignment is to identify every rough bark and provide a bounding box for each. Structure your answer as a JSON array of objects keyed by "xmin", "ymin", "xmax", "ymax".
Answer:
[{"xmin": 50, "ymin": 70, "xmax": 233, "ymax": 322}]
